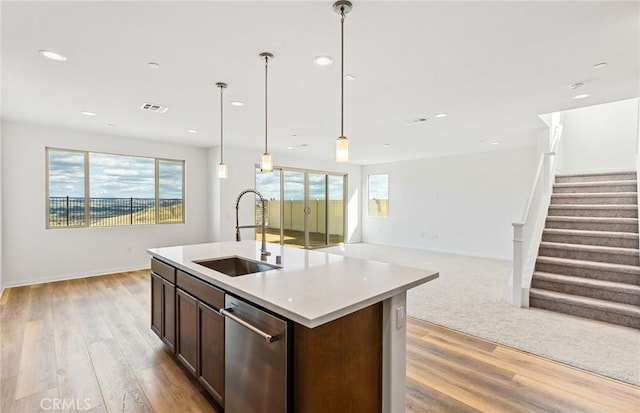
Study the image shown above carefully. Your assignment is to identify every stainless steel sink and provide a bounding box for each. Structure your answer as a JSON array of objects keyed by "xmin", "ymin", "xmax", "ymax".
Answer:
[{"xmin": 194, "ymin": 256, "xmax": 279, "ymax": 277}]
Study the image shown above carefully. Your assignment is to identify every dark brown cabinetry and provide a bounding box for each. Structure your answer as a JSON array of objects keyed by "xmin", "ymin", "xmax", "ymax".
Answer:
[
  {"xmin": 198, "ymin": 301, "xmax": 225, "ymax": 406},
  {"xmin": 176, "ymin": 289, "xmax": 198, "ymax": 375},
  {"xmin": 150, "ymin": 258, "xmax": 176, "ymax": 352},
  {"xmin": 152, "ymin": 261, "xmax": 225, "ymax": 409}
]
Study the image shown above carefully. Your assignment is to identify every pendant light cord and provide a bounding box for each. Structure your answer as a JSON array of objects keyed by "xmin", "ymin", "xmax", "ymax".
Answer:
[
  {"xmin": 264, "ymin": 55, "xmax": 269, "ymax": 154},
  {"xmin": 219, "ymin": 85, "xmax": 224, "ymax": 163},
  {"xmin": 340, "ymin": 7, "xmax": 345, "ymax": 138}
]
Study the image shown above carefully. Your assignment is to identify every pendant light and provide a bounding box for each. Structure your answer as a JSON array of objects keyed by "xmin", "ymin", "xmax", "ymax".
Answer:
[
  {"xmin": 216, "ymin": 82, "xmax": 228, "ymax": 179},
  {"xmin": 259, "ymin": 52, "xmax": 274, "ymax": 172},
  {"xmin": 334, "ymin": 0, "xmax": 352, "ymax": 163}
]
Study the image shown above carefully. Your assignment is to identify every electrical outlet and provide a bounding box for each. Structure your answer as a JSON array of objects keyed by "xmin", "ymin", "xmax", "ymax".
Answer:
[{"xmin": 396, "ymin": 306, "xmax": 405, "ymax": 329}]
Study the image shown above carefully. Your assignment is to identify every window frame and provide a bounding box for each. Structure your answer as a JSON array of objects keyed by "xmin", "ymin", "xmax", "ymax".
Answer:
[
  {"xmin": 45, "ymin": 147, "xmax": 185, "ymax": 229},
  {"xmin": 367, "ymin": 173, "xmax": 389, "ymax": 218}
]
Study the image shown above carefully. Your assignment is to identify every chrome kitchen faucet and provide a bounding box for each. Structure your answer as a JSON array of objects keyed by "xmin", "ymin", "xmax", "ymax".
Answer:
[{"xmin": 235, "ymin": 189, "xmax": 271, "ymax": 261}]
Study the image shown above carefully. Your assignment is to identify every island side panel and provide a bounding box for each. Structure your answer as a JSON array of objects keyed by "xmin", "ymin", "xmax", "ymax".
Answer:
[
  {"xmin": 293, "ymin": 302, "xmax": 383, "ymax": 413},
  {"xmin": 383, "ymin": 291, "xmax": 407, "ymax": 413}
]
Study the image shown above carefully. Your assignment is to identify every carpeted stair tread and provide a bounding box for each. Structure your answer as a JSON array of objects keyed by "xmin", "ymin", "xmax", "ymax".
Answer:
[
  {"xmin": 548, "ymin": 204, "xmax": 638, "ymax": 211},
  {"xmin": 542, "ymin": 228, "xmax": 639, "ymax": 240},
  {"xmin": 555, "ymin": 171, "xmax": 637, "ymax": 183},
  {"xmin": 544, "ymin": 216, "xmax": 639, "ymax": 233},
  {"xmin": 551, "ymin": 192, "xmax": 638, "ymax": 199},
  {"xmin": 547, "ymin": 204, "xmax": 638, "ymax": 218},
  {"xmin": 553, "ymin": 181, "xmax": 638, "ymax": 194},
  {"xmin": 550, "ymin": 192, "xmax": 638, "ymax": 205},
  {"xmin": 549, "ymin": 203, "xmax": 638, "ymax": 208},
  {"xmin": 539, "ymin": 242, "xmax": 639, "ymax": 257},
  {"xmin": 546, "ymin": 216, "xmax": 638, "ymax": 224},
  {"xmin": 535, "ymin": 256, "xmax": 640, "ymax": 274},
  {"xmin": 529, "ymin": 288, "xmax": 640, "ymax": 318},
  {"xmin": 533, "ymin": 271, "xmax": 640, "ymax": 295},
  {"xmin": 554, "ymin": 180, "xmax": 637, "ymax": 188}
]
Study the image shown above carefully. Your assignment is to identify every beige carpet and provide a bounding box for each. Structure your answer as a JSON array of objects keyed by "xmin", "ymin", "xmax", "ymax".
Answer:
[{"xmin": 323, "ymin": 243, "xmax": 640, "ymax": 386}]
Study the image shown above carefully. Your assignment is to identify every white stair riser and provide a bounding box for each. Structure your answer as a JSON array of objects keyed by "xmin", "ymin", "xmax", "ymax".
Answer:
[
  {"xmin": 553, "ymin": 183, "xmax": 638, "ymax": 194},
  {"xmin": 541, "ymin": 233, "xmax": 639, "ymax": 249},
  {"xmin": 545, "ymin": 220, "xmax": 638, "ymax": 233},
  {"xmin": 538, "ymin": 247, "xmax": 640, "ymax": 266},
  {"xmin": 547, "ymin": 207, "xmax": 638, "ymax": 218},
  {"xmin": 551, "ymin": 195, "xmax": 638, "ymax": 205},
  {"xmin": 530, "ymin": 296, "xmax": 640, "ymax": 329},
  {"xmin": 556, "ymin": 173, "xmax": 637, "ymax": 183},
  {"xmin": 534, "ymin": 262, "xmax": 640, "ymax": 284},
  {"xmin": 531, "ymin": 279, "xmax": 640, "ymax": 305}
]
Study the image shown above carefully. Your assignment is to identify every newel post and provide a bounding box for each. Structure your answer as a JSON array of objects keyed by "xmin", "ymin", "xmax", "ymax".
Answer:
[{"xmin": 512, "ymin": 223, "xmax": 524, "ymax": 307}]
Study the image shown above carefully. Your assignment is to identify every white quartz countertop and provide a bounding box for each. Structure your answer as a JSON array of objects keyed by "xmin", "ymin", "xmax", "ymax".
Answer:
[{"xmin": 147, "ymin": 241, "xmax": 439, "ymax": 328}]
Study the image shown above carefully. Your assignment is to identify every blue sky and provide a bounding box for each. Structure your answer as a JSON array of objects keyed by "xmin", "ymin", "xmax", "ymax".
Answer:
[
  {"xmin": 368, "ymin": 174, "xmax": 389, "ymax": 199},
  {"xmin": 256, "ymin": 169, "xmax": 344, "ymax": 201},
  {"xmin": 48, "ymin": 150, "xmax": 183, "ymax": 199}
]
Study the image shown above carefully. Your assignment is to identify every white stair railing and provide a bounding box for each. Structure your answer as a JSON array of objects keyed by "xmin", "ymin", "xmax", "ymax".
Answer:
[{"xmin": 511, "ymin": 124, "xmax": 563, "ymax": 307}]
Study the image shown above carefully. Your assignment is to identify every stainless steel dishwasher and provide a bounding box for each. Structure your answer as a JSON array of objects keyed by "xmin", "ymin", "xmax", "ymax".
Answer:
[{"xmin": 220, "ymin": 295, "xmax": 290, "ymax": 413}]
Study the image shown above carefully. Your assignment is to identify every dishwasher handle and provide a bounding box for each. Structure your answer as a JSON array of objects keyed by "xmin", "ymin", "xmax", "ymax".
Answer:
[{"xmin": 219, "ymin": 308, "xmax": 281, "ymax": 343}]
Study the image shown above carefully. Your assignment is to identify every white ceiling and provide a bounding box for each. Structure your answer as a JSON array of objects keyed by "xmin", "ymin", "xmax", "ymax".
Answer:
[{"xmin": 2, "ymin": 1, "xmax": 639, "ymax": 165}]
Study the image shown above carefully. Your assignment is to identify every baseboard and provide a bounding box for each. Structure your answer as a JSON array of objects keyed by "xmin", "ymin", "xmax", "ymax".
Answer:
[{"xmin": 1, "ymin": 265, "xmax": 150, "ymax": 290}]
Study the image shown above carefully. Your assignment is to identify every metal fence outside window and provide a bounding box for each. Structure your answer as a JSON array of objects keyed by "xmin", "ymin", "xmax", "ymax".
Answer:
[{"xmin": 48, "ymin": 197, "xmax": 183, "ymax": 227}]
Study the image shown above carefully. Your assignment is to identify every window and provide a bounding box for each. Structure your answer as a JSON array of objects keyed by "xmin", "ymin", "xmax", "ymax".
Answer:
[
  {"xmin": 255, "ymin": 166, "xmax": 346, "ymax": 248},
  {"xmin": 46, "ymin": 148, "xmax": 184, "ymax": 228},
  {"xmin": 368, "ymin": 174, "xmax": 389, "ymax": 217}
]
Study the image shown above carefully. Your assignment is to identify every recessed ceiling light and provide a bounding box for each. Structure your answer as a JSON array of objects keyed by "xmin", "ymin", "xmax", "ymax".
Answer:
[
  {"xmin": 572, "ymin": 94, "xmax": 590, "ymax": 100},
  {"xmin": 230, "ymin": 101, "xmax": 244, "ymax": 107},
  {"xmin": 39, "ymin": 49, "xmax": 67, "ymax": 61},
  {"xmin": 287, "ymin": 146, "xmax": 293, "ymax": 150},
  {"xmin": 81, "ymin": 111, "xmax": 96, "ymax": 116},
  {"xmin": 593, "ymin": 62, "xmax": 608, "ymax": 69},
  {"xmin": 188, "ymin": 129, "xmax": 198, "ymax": 134},
  {"xmin": 569, "ymin": 82, "xmax": 585, "ymax": 90},
  {"xmin": 434, "ymin": 113, "xmax": 447, "ymax": 118},
  {"xmin": 491, "ymin": 142, "xmax": 500, "ymax": 145},
  {"xmin": 345, "ymin": 74, "xmax": 356, "ymax": 80},
  {"xmin": 383, "ymin": 143, "xmax": 391, "ymax": 147},
  {"xmin": 313, "ymin": 56, "xmax": 333, "ymax": 66},
  {"xmin": 148, "ymin": 62, "xmax": 160, "ymax": 69}
]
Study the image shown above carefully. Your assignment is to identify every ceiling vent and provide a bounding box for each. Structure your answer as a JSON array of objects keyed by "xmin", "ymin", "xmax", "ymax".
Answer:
[
  {"xmin": 406, "ymin": 117, "xmax": 428, "ymax": 124},
  {"xmin": 140, "ymin": 102, "xmax": 169, "ymax": 113}
]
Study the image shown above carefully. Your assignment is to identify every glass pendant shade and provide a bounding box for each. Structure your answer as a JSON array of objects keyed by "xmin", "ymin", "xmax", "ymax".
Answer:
[
  {"xmin": 336, "ymin": 136, "xmax": 349, "ymax": 162},
  {"xmin": 217, "ymin": 162, "xmax": 227, "ymax": 179},
  {"xmin": 260, "ymin": 153, "xmax": 273, "ymax": 172}
]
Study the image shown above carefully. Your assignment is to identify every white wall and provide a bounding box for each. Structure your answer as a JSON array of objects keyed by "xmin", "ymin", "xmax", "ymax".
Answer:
[
  {"xmin": 559, "ymin": 98, "xmax": 639, "ymax": 173},
  {"xmin": 361, "ymin": 146, "xmax": 538, "ymax": 260},
  {"xmin": 211, "ymin": 146, "xmax": 362, "ymax": 244},
  {"xmin": 0, "ymin": 129, "xmax": 3, "ymax": 294},
  {"xmin": 1, "ymin": 121, "xmax": 210, "ymax": 287}
]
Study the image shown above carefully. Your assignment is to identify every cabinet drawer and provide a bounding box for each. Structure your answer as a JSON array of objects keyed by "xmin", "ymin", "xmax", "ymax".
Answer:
[
  {"xmin": 151, "ymin": 258, "xmax": 176, "ymax": 283},
  {"xmin": 177, "ymin": 270, "xmax": 224, "ymax": 310}
]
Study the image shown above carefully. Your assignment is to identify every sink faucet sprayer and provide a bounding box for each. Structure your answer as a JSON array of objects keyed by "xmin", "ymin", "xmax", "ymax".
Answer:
[{"xmin": 235, "ymin": 189, "xmax": 271, "ymax": 261}]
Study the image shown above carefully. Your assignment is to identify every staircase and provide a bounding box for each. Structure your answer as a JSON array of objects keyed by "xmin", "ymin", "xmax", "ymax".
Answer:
[{"xmin": 530, "ymin": 170, "xmax": 640, "ymax": 329}]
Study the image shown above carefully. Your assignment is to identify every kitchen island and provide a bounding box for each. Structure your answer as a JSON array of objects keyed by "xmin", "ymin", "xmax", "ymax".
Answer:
[{"xmin": 148, "ymin": 240, "xmax": 438, "ymax": 413}]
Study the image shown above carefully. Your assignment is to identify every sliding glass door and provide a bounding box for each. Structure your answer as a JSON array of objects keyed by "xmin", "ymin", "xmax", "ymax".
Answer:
[{"xmin": 255, "ymin": 167, "xmax": 346, "ymax": 249}]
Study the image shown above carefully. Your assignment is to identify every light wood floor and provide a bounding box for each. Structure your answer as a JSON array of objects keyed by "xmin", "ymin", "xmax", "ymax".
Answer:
[{"xmin": 1, "ymin": 270, "xmax": 638, "ymax": 412}]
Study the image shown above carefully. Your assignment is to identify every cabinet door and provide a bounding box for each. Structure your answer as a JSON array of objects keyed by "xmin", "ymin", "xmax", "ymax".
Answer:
[
  {"xmin": 198, "ymin": 302, "xmax": 225, "ymax": 407},
  {"xmin": 176, "ymin": 289, "xmax": 198, "ymax": 376},
  {"xmin": 150, "ymin": 273, "xmax": 163, "ymax": 339},
  {"xmin": 161, "ymin": 279, "xmax": 176, "ymax": 352}
]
